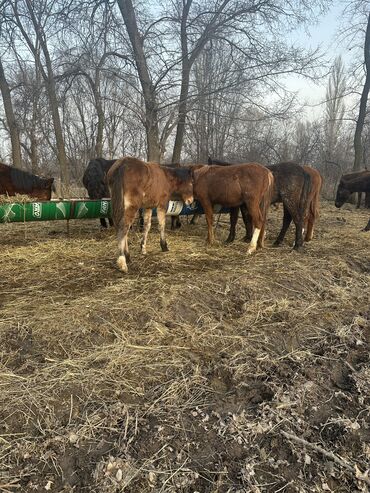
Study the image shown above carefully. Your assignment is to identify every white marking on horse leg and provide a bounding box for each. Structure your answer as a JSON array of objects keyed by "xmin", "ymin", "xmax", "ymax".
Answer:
[
  {"xmin": 117, "ymin": 255, "xmax": 128, "ymax": 273},
  {"xmin": 141, "ymin": 209, "xmax": 152, "ymax": 255},
  {"xmin": 247, "ymin": 227, "xmax": 261, "ymax": 254}
]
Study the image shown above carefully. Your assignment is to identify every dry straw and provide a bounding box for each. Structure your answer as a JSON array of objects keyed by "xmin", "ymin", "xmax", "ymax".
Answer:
[{"xmin": 0, "ymin": 202, "xmax": 369, "ymax": 492}]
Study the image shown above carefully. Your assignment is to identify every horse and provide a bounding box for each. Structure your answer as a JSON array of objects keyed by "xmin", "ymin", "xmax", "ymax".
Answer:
[
  {"xmin": 0, "ymin": 162, "xmax": 54, "ymax": 200},
  {"xmin": 107, "ymin": 156, "xmax": 194, "ymax": 273},
  {"xmin": 302, "ymin": 166, "xmax": 323, "ymax": 241},
  {"xmin": 82, "ymin": 158, "xmax": 117, "ymax": 228},
  {"xmin": 192, "ymin": 163, "xmax": 274, "ymax": 254},
  {"xmin": 335, "ymin": 171, "xmax": 370, "ymax": 208},
  {"xmin": 208, "ymin": 158, "xmax": 312, "ymax": 251},
  {"xmin": 335, "ymin": 170, "xmax": 370, "ymax": 209}
]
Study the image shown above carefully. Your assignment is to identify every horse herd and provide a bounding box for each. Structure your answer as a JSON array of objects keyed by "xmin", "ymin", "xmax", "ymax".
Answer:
[{"xmin": 0, "ymin": 158, "xmax": 369, "ymax": 273}]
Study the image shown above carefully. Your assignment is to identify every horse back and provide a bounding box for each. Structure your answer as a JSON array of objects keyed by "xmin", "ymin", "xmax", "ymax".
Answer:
[{"xmin": 194, "ymin": 163, "xmax": 271, "ymax": 206}]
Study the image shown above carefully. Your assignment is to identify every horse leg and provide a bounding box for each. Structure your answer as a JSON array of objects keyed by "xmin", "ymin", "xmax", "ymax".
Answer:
[
  {"xmin": 273, "ymin": 204, "xmax": 292, "ymax": 246},
  {"xmin": 357, "ymin": 192, "xmax": 362, "ymax": 209},
  {"xmin": 190, "ymin": 213, "xmax": 199, "ymax": 225},
  {"xmin": 100, "ymin": 218, "xmax": 108, "ymax": 229},
  {"xmin": 305, "ymin": 203, "xmax": 315, "ymax": 242},
  {"xmin": 108, "ymin": 218, "xmax": 114, "ymax": 227},
  {"xmin": 365, "ymin": 192, "xmax": 370, "ymax": 208},
  {"xmin": 243, "ymin": 198, "xmax": 263, "ymax": 254},
  {"xmin": 240, "ymin": 204, "xmax": 253, "ymax": 242},
  {"xmin": 140, "ymin": 209, "xmax": 153, "ymax": 255},
  {"xmin": 362, "ymin": 219, "xmax": 370, "ymax": 231},
  {"xmin": 292, "ymin": 210, "xmax": 305, "ymax": 251},
  {"xmin": 225, "ymin": 207, "xmax": 238, "ymax": 243},
  {"xmin": 116, "ymin": 206, "xmax": 137, "ymax": 272},
  {"xmin": 202, "ymin": 201, "xmax": 215, "ymax": 245},
  {"xmin": 171, "ymin": 216, "xmax": 181, "ymax": 230},
  {"xmin": 157, "ymin": 207, "xmax": 169, "ymax": 251}
]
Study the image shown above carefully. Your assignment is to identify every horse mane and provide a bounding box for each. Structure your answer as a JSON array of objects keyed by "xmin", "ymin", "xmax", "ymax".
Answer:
[
  {"xmin": 0, "ymin": 162, "xmax": 51, "ymax": 192},
  {"xmin": 208, "ymin": 156, "xmax": 233, "ymax": 166},
  {"xmin": 167, "ymin": 166, "xmax": 192, "ymax": 182}
]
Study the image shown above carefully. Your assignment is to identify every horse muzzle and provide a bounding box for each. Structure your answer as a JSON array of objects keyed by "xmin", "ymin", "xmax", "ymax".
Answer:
[{"xmin": 184, "ymin": 197, "xmax": 194, "ymax": 206}]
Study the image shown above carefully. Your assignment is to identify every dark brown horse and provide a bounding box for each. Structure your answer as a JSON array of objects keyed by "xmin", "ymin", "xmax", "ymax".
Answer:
[
  {"xmin": 303, "ymin": 166, "xmax": 323, "ymax": 241},
  {"xmin": 335, "ymin": 170, "xmax": 370, "ymax": 209},
  {"xmin": 192, "ymin": 163, "xmax": 274, "ymax": 254},
  {"xmin": 0, "ymin": 162, "xmax": 54, "ymax": 200},
  {"xmin": 208, "ymin": 158, "xmax": 312, "ymax": 251},
  {"xmin": 107, "ymin": 156, "xmax": 194, "ymax": 272},
  {"xmin": 83, "ymin": 158, "xmax": 117, "ymax": 228}
]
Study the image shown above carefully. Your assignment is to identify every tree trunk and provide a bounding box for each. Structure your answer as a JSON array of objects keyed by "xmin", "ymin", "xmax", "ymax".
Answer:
[
  {"xmin": 354, "ymin": 13, "xmax": 370, "ymax": 171},
  {"xmin": 44, "ymin": 55, "xmax": 70, "ymax": 194},
  {"xmin": 0, "ymin": 58, "xmax": 22, "ymax": 169},
  {"xmin": 117, "ymin": 0, "xmax": 161, "ymax": 162},
  {"xmin": 94, "ymin": 84, "xmax": 104, "ymax": 157}
]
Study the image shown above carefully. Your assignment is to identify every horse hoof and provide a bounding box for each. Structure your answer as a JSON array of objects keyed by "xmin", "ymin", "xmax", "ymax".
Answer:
[
  {"xmin": 272, "ymin": 241, "xmax": 281, "ymax": 248},
  {"xmin": 117, "ymin": 256, "xmax": 128, "ymax": 273},
  {"xmin": 225, "ymin": 237, "xmax": 234, "ymax": 244},
  {"xmin": 243, "ymin": 236, "xmax": 251, "ymax": 243},
  {"xmin": 247, "ymin": 247, "xmax": 256, "ymax": 255},
  {"xmin": 160, "ymin": 240, "xmax": 169, "ymax": 252},
  {"xmin": 292, "ymin": 245, "xmax": 304, "ymax": 253}
]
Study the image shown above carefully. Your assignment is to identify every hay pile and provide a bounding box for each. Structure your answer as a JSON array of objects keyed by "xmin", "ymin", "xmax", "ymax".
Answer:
[
  {"xmin": 0, "ymin": 194, "xmax": 35, "ymax": 203},
  {"xmin": 0, "ymin": 202, "xmax": 369, "ymax": 492}
]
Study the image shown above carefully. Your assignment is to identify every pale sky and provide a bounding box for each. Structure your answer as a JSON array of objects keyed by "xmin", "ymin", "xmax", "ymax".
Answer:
[{"xmin": 284, "ymin": 2, "xmax": 349, "ymax": 118}]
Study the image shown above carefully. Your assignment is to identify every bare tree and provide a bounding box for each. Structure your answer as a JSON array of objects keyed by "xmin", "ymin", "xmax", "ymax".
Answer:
[
  {"xmin": 353, "ymin": 12, "xmax": 370, "ymax": 170},
  {"xmin": 8, "ymin": 0, "xmax": 71, "ymax": 192},
  {"xmin": 325, "ymin": 56, "xmax": 346, "ymax": 162},
  {"xmin": 0, "ymin": 58, "xmax": 22, "ymax": 168}
]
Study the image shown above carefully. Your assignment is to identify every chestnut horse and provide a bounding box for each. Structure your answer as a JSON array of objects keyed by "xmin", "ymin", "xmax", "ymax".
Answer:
[
  {"xmin": 0, "ymin": 162, "xmax": 54, "ymax": 200},
  {"xmin": 107, "ymin": 156, "xmax": 194, "ymax": 273},
  {"xmin": 192, "ymin": 163, "xmax": 274, "ymax": 254},
  {"xmin": 208, "ymin": 159, "xmax": 312, "ymax": 250},
  {"xmin": 303, "ymin": 166, "xmax": 323, "ymax": 241},
  {"xmin": 83, "ymin": 157, "xmax": 117, "ymax": 228}
]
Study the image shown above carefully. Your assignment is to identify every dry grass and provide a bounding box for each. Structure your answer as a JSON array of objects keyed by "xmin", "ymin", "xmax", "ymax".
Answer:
[
  {"xmin": 0, "ymin": 194, "xmax": 36, "ymax": 203},
  {"xmin": 0, "ymin": 202, "xmax": 369, "ymax": 492}
]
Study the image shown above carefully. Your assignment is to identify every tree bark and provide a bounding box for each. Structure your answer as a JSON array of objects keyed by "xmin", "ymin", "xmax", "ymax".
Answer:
[
  {"xmin": 116, "ymin": 0, "xmax": 161, "ymax": 162},
  {"xmin": 0, "ymin": 58, "xmax": 22, "ymax": 169},
  {"xmin": 354, "ymin": 13, "xmax": 370, "ymax": 171}
]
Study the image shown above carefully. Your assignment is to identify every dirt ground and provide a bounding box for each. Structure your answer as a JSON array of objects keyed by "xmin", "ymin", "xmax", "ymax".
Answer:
[{"xmin": 0, "ymin": 201, "xmax": 370, "ymax": 493}]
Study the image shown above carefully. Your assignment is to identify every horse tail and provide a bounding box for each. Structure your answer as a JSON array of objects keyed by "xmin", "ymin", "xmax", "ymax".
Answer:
[
  {"xmin": 108, "ymin": 162, "xmax": 125, "ymax": 228},
  {"xmin": 260, "ymin": 171, "xmax": 274, "ymax": 220}
]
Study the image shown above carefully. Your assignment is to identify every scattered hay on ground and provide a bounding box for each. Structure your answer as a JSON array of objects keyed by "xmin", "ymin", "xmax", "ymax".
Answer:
[{"xmin": 0, "ymin": 202, "xmax": 369, "ymax": 492}]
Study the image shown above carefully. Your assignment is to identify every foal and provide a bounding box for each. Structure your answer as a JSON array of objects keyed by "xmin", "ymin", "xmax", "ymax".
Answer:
[
  {"xmin": 107, "ymin": 156, "xmax": 194, "ymax": 272},
  {"xmin": 192, "ymin": 163, "xmax": 274, "ymax": 254}
]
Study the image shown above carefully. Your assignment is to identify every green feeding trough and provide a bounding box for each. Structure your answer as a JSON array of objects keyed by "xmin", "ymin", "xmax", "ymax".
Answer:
[
  {"xmin": 0, "ymin": 199, "xmax": 229, "ymax": 224},
  {"xmin": 0, "ymin": 199, "xmax": 111, "ymax": 223}
]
